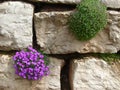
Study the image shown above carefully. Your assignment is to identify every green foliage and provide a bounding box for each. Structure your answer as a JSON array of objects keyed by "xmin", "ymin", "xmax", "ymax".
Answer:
[
  {"xmin": 89, "ymin": 53, "xmax": 120, "ymax": 63},
  {"xmin": 69, "ymin": 0, "xmax": 107, "ymax": 41},
  {"xmin": 38, "ymin": 49, "xmax": 50, "ymax": 65},
  {"xmin": 98, "ymin": 53, "xmax": 120, "ymax": 63}
]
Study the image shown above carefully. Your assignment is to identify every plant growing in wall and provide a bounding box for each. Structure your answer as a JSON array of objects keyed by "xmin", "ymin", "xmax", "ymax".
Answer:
[
  {"xmin": 13, "ymin": 47, "xmax": 49, "ymax": 80},
  {"xmin": 87, "ymin": 53, "xmax": 120, "ymax": 63},
  {"xmin": 98, "ymin": 53, "xmax": 120, "ymax": 63},
  {"xmin": 69, "ymin": 0, "xmax": 107, "ymax": 41}
]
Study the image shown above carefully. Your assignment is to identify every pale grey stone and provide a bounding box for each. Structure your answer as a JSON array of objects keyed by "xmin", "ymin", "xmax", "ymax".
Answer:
[
  {"xmin": 31, "ymin": 57, "xmax": 64, "ymax": 90},
  {"xmin": 102, "ymin": 0, "xmax": 120, "ymax": 9},
  {"xmin": 35, "ymin": 11, "xmax": 120, "ymax": 54},
  {"xmin": 0, "ymin": 1, "xmax": 33, "ymax": 50},
  {"xmin": 70, "ymin": 57, "xmax": 120, "ymax": 90}
]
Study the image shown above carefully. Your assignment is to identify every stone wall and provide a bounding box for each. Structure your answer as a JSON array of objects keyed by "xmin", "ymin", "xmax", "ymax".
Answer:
[
  {"xmin": 0, "ymin": 0, "xmax": 120, "ymax": 90},
  {"xmin": 70, "ymin": 57, "xmax": 120, "ymax": 90}
]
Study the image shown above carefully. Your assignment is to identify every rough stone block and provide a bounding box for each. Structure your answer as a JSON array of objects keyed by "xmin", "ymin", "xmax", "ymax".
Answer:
[
  {"xmin": 0, "ymin": 54, "xmax": 64, "ymax": 90},
  {"xmin": 35, "ymin": 11, "xmax": 120, "ymax": 54},
  {"xmin": 0, "ymin": 54, "xmax": 31, "ymax": 90},
  {"xmin": 0, "ymin": 1, "xmax": 33, "ymax": 50},
  {"xmin": 31, "ymin": 57, "xmax": 64, "ymax": 90},
  {"xmin": 70, "ymin": 57, "xmax": 120, "ymax": 90}
]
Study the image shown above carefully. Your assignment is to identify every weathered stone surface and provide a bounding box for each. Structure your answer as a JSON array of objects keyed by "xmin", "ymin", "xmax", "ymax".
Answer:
[
  {"xmin": 31, "ymin": 57, "xmax": 64, "ymax": 90},
  {"xmin": 30, "ymin": 0, "xmax": 120, "ymax": 8},
  {"xmin": 70, "ymin": 57, "xmax": 120, "ymax": 90},
  {"xmin": 0, "ymin": 1, "xmax": 33, "ymax": 51},
  {"xmin": 102, "ymin": 0, "xmax": 120, "ymax": 9},
  {"xmin": 35, "ymin": 11, "xmax": 120, "ymax": 54},
  {"xmin": 0, "ymin": 54, "xmax": 64, "ymax": 90},
  {"xmin": 0, "ymin": 54, "xmax": 31, "ymax": 90}
]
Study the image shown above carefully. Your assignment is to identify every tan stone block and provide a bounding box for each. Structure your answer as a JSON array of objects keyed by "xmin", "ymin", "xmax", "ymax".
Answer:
[
  {"xmin": 70, "ymin": 57, "xmax": 120, "ymax": 90},
  {"xmin": 35, "ymin": 11, "xmax": 120, "ymax": 54},
  {"xmin": 0, "ymin": 54, "xmax": 64, "ymax": 90}
]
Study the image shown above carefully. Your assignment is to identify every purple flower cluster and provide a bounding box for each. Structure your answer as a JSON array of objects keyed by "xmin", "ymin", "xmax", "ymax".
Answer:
[{"xmin": 13, "ymin": 47, "xmax": 49, "ymax": 80}]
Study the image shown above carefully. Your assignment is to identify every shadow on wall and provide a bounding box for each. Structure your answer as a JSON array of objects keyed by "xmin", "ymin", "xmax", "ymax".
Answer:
[
  {"xmin": 32, "ymin": 2, "xmax": 76, "ymax": 13},
  {"xmin": 0, "ymin": 0, "xmax": 76, "ymax": 13}
]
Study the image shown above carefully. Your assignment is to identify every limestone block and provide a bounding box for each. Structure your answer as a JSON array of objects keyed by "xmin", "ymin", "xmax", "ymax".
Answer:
[
  {"xmin": 0, "ymin": 54, "xmax": 31, "ymax": 90},
  {"xmin": 0, "ymin": 54, "xmax": 64, "ymax": 90},
  {"xmin": 70, "ymin": 57, "xmax": 120, "ymax": 90},
  {"xmin": 102, "ymin": 0, "xmax": 120, "ymax": 9},
  {"xmin": 35, "ymin": 11, "xmax": 120, "ymax": 54},
  {"xmin": 31, "ymin": 57, "xmax": 64, "ymax": 90},
  {"xmin": 0, "ymin": 1, "xmax": 33, "ymax": 50}
]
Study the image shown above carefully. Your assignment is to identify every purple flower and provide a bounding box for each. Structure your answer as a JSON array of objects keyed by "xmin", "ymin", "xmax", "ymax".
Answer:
[
  {"xmin": 28, "ymin": 46, "xmax": 37, "ymax": 53},
  {"xmin": 33, "ymin": 77, "xmax": 38, "ymax": 80},
  {"xmin": 13, "ymin": 47, "xmax": 49, "ymax": 80},
  {"xmin": 40, "ymin": 55, "xmax": 44, "ymax": 59}
]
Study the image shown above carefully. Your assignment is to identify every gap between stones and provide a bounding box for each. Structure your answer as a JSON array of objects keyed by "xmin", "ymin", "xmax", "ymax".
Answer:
[
  {"xmin": 0, "ymin": 50, "xmax": 16, "ymax": 55},
  {"xmin": 33, "ymin": 2, "xmax": 76, "ymax": 13},
  {"xmin": 1, "ymin": 1, "xmax": 120, "ymax": 12},
  {"xmin": 107, "ymin": 7, "xmax": 120, "ymax": 11},
  {"xmin": 0, "ymin": 0, "xmax": 76, "ymax": 12},
  {"xmin": 33, "ymin": 2, "xmax": 120, "ymax": 12},
  {"xmin": 118, "ymin": 51, "xmax": 120, "ymax": 54},
  {"xmin": 32, "ymin": 13, "xmax": 40, "ymax": 49},
  {"xmin": 61, "ymin": 59, "xmax": 71, "ymax": 90}
]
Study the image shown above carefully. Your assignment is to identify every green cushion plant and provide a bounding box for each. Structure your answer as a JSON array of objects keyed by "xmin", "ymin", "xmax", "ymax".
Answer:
[{"xmin": 69, "ymin": 0, "xmax": 107, "ymax": 41}]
